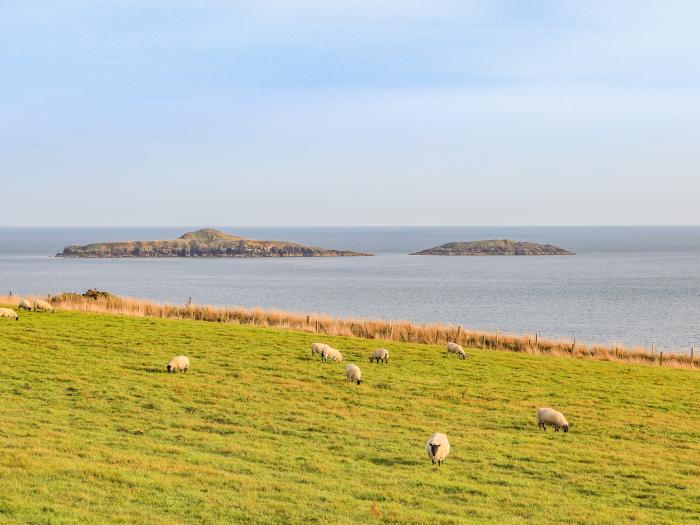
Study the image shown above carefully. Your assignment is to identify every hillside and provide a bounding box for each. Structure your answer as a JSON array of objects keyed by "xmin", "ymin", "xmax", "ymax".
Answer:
[
  {"xmin": 57, "ymin": 228, "xmax": 371, "ymax": 258},
  {"xmin": 411, "ymin": 239, "xmax": 575, "ymax": 256},
  {"xmin": 0, "ymin": 308, "xmax": 698, "ymax": 523}
]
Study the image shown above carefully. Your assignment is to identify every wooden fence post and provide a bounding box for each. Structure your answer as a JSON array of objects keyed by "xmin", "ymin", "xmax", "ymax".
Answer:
[
  {"xmin": 659, "ymin": 351, "xmax": 663, "ymax": 364},
  {"xmin": 456, "ymin": 325, "xmax": 462, "ymax": 341},
  {"xmin": 535, "ymin": 333, "xmax": 538, "ymax": 345},
  {"xmin": 572, "ymin": 337, "xmax": 576, "ymax": 352},
  {"xmin": 651, "ymin": 344, "xmax": 655, "ymax": 356},
  {"xmin": 315, "ymin": 320, "xmax": 319, "ymax": 332},
  {"xmin": 691, "ymin": 347, "xmax": 694, "ymax": 363},
  {"xmin": 306, "ymin": 315, "xmax": 310, "ymax": 326}
]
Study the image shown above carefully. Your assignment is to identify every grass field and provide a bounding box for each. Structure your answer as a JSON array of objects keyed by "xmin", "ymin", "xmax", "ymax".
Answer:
[{"xmin": 0, "ymin": 308, "xmax": 699, "ymax": 524}]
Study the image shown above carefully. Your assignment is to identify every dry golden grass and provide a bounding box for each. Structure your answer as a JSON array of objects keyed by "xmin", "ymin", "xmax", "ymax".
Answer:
[{"xmin": 0, "ymin": 293, "xmax": 695, "ymax": 370}]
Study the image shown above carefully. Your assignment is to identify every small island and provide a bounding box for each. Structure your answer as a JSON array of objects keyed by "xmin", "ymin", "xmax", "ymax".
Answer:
[
  {"xmin": 57, "ymin": 228, "xmax": 372, "ymax": 258},
  {"xmin": 410, "ymin": 239, "xmax": 575, "ymax": 256}
]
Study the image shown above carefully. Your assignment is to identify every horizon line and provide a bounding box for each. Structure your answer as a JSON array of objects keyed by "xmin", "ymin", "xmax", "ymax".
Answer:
[{"xmin": 1, "ymin": 224, "xmax": 700, "ymax": 229}]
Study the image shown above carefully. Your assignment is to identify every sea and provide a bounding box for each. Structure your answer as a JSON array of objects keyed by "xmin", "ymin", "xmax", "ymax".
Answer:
[{"xmin": 1, "ymin": 226, "xmax": 699, "ymax": 353}]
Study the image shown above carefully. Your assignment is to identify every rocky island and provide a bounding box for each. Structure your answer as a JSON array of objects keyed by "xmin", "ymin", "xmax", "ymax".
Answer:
[
  {"xmin": 57, "ymin": 228, "xmax": 372, "ymax": 258},
  {"xmin": 411, "ymin": 239, "xmax": 574, "ymax": 256}
]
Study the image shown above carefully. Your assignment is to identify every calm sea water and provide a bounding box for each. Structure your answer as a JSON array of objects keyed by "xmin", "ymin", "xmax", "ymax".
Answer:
[{"xmin": 1, "ymin": 226, "xmax": 699, "ymax": 352}]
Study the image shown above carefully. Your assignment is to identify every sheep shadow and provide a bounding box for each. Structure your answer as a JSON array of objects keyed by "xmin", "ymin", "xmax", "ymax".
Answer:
[
  {"xmin": 369, "ymin": 456, "xmax": 421, "ymax": 467},
  {"xmin": 142, "ymin": 366, "xmax": 167, "ymax": 374}
]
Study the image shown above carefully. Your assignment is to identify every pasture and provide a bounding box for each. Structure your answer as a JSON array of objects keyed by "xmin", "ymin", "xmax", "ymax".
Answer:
[{"xmin": 0, "ymin": 309, "xmax": 698, "ymax": 523}]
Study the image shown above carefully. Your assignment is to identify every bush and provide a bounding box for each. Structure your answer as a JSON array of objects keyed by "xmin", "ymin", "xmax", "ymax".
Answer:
[{"xmin": 83, "ymin": 289, "xmax": 114, "ymax": 300}]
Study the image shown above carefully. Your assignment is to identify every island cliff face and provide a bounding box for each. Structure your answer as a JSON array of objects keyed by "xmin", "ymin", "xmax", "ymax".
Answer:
[
  {"xmin": 410, "ymin": 239, "xmax": 574, "ymax": 256},
  {"xmin": 57, "ymin": 229, "xmax": 372, "ymax": 258}
]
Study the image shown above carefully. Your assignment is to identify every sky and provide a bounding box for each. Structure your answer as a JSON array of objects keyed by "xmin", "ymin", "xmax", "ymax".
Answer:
[{"xmin": 1, "ymin": 1, "xmax": 699, "ymax": 226}]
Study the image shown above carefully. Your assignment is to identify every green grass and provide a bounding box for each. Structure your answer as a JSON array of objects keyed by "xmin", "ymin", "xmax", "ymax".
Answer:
[{"xmin": 0, "ymin": 309, "xmax": 699, "ymax": 524}]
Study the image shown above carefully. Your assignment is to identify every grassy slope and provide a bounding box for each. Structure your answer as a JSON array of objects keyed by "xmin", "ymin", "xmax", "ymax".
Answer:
[{"xmin": 0, "ymin": 310, "xmax": 698, "ymax": 524}]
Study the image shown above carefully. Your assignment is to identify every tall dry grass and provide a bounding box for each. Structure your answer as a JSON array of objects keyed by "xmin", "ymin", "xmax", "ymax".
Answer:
[{"xmin": 0, "ymin": 293, "xmax": 696, "ymax": 370}]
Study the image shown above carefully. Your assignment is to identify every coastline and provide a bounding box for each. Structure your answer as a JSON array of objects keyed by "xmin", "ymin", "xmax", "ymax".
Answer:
[{"xmin": 1, "ymin": 293, "xmax": 695, "ymax": 369}]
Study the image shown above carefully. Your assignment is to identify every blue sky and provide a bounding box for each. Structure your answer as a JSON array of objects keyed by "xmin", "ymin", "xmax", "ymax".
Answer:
[{"xmin": 1, "ymin": 1, "xmax": 699, "ymax": 226}]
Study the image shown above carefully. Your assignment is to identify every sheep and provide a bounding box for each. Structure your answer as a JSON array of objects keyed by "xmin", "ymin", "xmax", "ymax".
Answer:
[
  {"xmin": 346, "ymin": 364, "xmax": 362, "ymax": 385},
  {"xmin": 0, "ymin": 308, "xmax": 19, "ymax": 321},
  {"xmin": 425, "ymin": 433, "xmax": 450, "ymax": 466},
  {"xmin": 167, "ymin": 355, "xmax": 190, "ymax": 373},
  {"xmin": 33, "ymin": 299, "xmax": 54, "ymax": 313},
  {"xmin": 18, "ymin": 299, "xmax": 33, "ymax": 311},
  {"xmin": 369, "ymin": 348, "xmax": 389, "ymax": 364},
  {"xmin": 536, "ymin": 408, "xmax": 569, "ymax": 433},
  {"xmin": 311, "ymin": 342, "xmax": 329, "ymax": 358},
  {"xmin": 321, "ymin": 345, "xmax": 343, "ymax": 362},
  {"xmin": 446, "ymin": 342, "xmax": 467, "ymax": 359}
]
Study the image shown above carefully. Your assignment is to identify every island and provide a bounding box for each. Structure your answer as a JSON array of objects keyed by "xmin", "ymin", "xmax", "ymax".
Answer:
[
  {"xmin": 410, "ymin": 239, "xmax": 575, "ymax": 256},
  {"xmin": 56, "ymin": 228, "xmax": 372, "ymax": 258}
]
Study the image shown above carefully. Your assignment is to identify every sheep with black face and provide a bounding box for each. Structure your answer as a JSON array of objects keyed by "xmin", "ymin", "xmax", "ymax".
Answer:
[
  {"xmin": 0, "ymin": 308, "xmax": 19, "ymax": 321},
  {"xmin": 425, "ymin": 433, "xmax": 450, "ymax": 466},
  {"xmin": 369, "ymin": 348, "xmax": 389, "ymax": 363},
  {"xmin": 167, "ymin": 355, "xmax": 190, "ymax": 373},
  {"xmin": 18, "ymin": 299, "xmax": 33, "ymax": 311},
  {"xmin": 536, "ymin": 408, "xmax": 570, "ymax": 433},
  {"xmin": 446, "ymin": 342, "xmax": 467, "ymax": 359},
  {"xmin": 346, "ymin": 364, "xmax": 362, "ymax": 385}
]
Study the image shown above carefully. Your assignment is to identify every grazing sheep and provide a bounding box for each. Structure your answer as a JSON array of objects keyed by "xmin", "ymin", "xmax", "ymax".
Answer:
[
  {"xmin": 321, "ymin": 345, "xmax": 343, "ymax": 362},
  {"xmin": 446, "ymin": 342, "xmax": 467, "ymax": 359},
  {"xmin": 33, "ymin": 299, "xmax": 54, "ymax": 313},
  {"xmin": 311, "ymin": 342, "xmax": 329, "ymax": 358},
  {"xmin": 346, "ymin": 364, "xmax": 362, "ymax": 384},
  {"xmin": 0, "ymin": 308, "xmax": 19, "ymax": 321},
  {"xmin": 425, "ymin": 433, "xmax": 451, "ymax": 466},
  {"xmin": 18, "ymin": 299, "xmax": 33, "ymax": 311},
  {"xmin": 536, "ymin": 408, "xmax": 569, "ymax": 432},
  {"xmin": 369, "ymin": 348, "xmax": 389, "ymax": 364},
  {"xmin": 167, "ymin": 355, "xmax": 190, "ymax": 373}
]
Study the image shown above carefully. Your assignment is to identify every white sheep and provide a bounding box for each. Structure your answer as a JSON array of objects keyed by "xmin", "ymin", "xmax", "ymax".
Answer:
[
  {"xmin": 311, "ymin": 342, "xmax": 329, "ymax": 358},
  {"xmin": 346, "ymin": 364, "xmax": 362, "ymax": 384},
  {"xmin": 446, "ymin": 342, "xmax": 467, "ymax": 359},
  {"xmin": 536, "ymin": 408, "xmax": 570, "ymax": 432},
  {"xmin": 321, "ymin": 345, "xmax": 343, "ymax": 362},
  {"xmin": 369, "ymin": 348, "xmax": 389, "ymax": 363},
  {"xmin": 18, "ymin": 299, "xmax": 33, "ymax": 311},
  {"xmin": 0, "ymin": 308, "xmax": 19, "ymax": 321},
  {"xmin": 33, "ymin": 299, "xmax": 54, "ymax": 313},
  {"xmin": 167, "ymin": 355, "xmax": 190, "ymax": 373},
  {"xmin": 425, "ymin": 433, "xmax": 451, "ymax": 466}
]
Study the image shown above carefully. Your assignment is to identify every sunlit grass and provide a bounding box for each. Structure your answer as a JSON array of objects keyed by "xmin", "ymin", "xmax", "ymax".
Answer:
[{"xmin": 0, "ymin": 309, "xmax": 698, "ymax": 523}]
